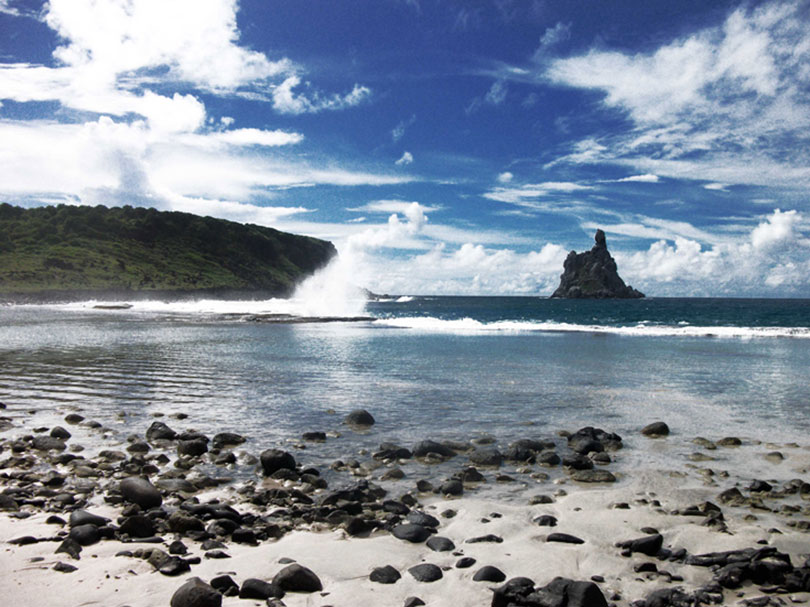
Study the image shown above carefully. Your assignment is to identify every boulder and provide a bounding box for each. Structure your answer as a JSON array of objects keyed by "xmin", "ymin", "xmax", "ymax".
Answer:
[
  {"xmin": 370, "ymin": 565, "xmax": 401, "ymax": 584},
  {"xmin": 119, "ymin": 477, "xmax": 162, "ymax": 509},
  {"xmin": 345, "ymin": 409, "xmax": 375, "ymax": 426},
  {"xmin": 260, "ymin": 449, "xmax": 296, "ymax": 476},
  {"xmin": 408, "ymin": 563, "xmax": 443, "ymax": 583},
  {"xmin": 392, "ymin": 523, "xmax": 431, "ymax": 543},
  {"xmin": 469, "ymin": 447, "xmax": 503, "ymax": 467},
  {"xmin": 474, "ymin": 566, "xmax": 506, "ymax": 582},
  {"xmin": 239, "ymin": 578, "xmax": 284, "ymax": 600},
  {"xmin": 642, "ymin": 421, "xmax": 670, "ymax": 437},
  {"xmin": 272, "ymin": 563, "xmax": 323, "ymax": 592},
  {"xmin": 413, "ymin": 440, "xmax": 456, "ymax": 459},
  {"xmin": 146, "ymin": 421, "xmax": 177, "ymax": 441},
  {"xmin": 170, "ymin": 577, "xmax": 222, "ymax": 607}
]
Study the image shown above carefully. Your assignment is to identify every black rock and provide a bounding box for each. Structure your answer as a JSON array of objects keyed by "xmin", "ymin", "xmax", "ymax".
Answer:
[
  {"xmin": 239, "ymin": 578, "xmax": 285, "ymax": 599},
  {"xmin": 392, "ymin": 523, "xmax": 431, "ymax": 543},
  {"xmin": 370, "ymin": 565, "xmax": 401, "ymax": 584},
  {"xmin": 177, "ymin": 438, "xmax": 208, "ymax": 457},
  {"xmin": 68, "ymin": 510, "xmax": 109, "ymax": 528},
  {"xmin": 547, "ymin": 532, "xmax": 584, "ymax": 544},
  {"xmin": 374, "ymin": 442, "xmax": 412, "ymax": 460},
  {"xmin": 170, "ymin": 577, "xmax": 222, "ymax": 607},
  {"xmin": 343, "ymin": 517, "xmax": 373, "ymax": 537},
  {"xmin": 407, "ymin": 511, "xmax": 440, "ymax": 528},
  {"xmin": 404, "ymin": 598, "xmax": 426, "ymax": 607},
  {"xmin": 569, "ymin": 436, "xmax": 604, "ymax": 455},
  {"xmin": 260, "ymin": 449, "xmax": 297, "ymax": 476},
  {"xmin": 490, "ymin": 577, "xmax": 537, "ymax": 607},
  {"xmin": 211, "ymin": 432, "xmax": 245, "ymax": 449},
  {"xmin": 345, "ymin": 409, "xmax": 375, "ymax": 426},
  {"xmin": 440, "ymin": 479, "xmax": 464, "ymax": 496},
  {"xmin": 210, "ymin": 574, "xmax": 239, "ymax": 594},
  {"xmin": 536, "ymin": 450, "xmax": 561, "ymax": 466},
  {"xmin": 562, "ymin": 454, "xmax": 593, "ymax": 470},
  {"xmin": 119, "ymin": 476, "xmax": 163, "ymax": 509},
  {"xmin": 31, "ymin": 436, "xmax": 66, "ymax": 451},
  {"xmin": 469, "ymin": 447, "xmax": 503, "ymax": 467},
  {"xmin": 642, "ymin": 421, "xmax": 670, "ymax": 437},
  {"xmin": 55, "ymin": 538, "xmax": 82, "ymax": 559},
  {"xmin": 53, "ymin": 561, "xmax": 77, "ymax": 573},
  {"xmin": 64, "ymin": 413, "xmax": 84, "ymax": 424},
  {"xmin": 169, "ymin": 540, "xmax": 188, "ymax": 555},
  {"xmin": 146, "ymin": 421, "xmax": 177, "ymax": 441},
  {"xmin": 426, "ymin": 536, "xmax": 455, "ymax": 552},
  {"xmin": 551, "ymin": 230, "xmax": 644, "ymax": 299},
  {"xmin": 160, "ymin": 557, "xmax": 191, "ymax": 576},
  {"xmin": 571, "ymin": 469, "xmax": 617, "ymax": 483},
  {"xmin": 301, "ymin": 431, "xmax": 327, "ymax": 442},
  {"xmin": 618, "ymin": 533, "xmax": 663, "ymax": 556},
  {"xmin": 456, "ymin": 557, "xmax": 477, "ymax": 568},
  {"xmin": 69, "ymin": 523, "xmax": 101, "ymax": 546},
  {"xmin": 644, "ymin": 587, "xmax": 695, "ymax": 607},
  {"xmin": 273, "ymin": 563, "xmax": 323, "ymax": 592},
  {"xmin": 749, "ymin": 480, "xmax": 773, "ymax": 493},
  {"xmin": 533, "ymin": 515, "xmax": 558, "ymax": 527},
  {"xmin": 474, "ymin": 565, "xmax": 506, "ymax": 582},
  {"xmin": 50, "ymin": 426, "xmax": 71, "ymax": 439},
  {"xmin": 119, "ymin": 514, "xmax": 155, "ymax": 538},
  {"xmin": 168, "ymin": 511, "xmax": 205, "ymax": 533},
  {"xmin": 408, "ymin": 563, "xmax": 443, "ymax": 582},
  {"xmin": 412, "ymin": 440, "xmax": 456, "ymax": 459},
  {"xmin": 467, "ymin": 534, "xmax": 503, "ymax": 544}
]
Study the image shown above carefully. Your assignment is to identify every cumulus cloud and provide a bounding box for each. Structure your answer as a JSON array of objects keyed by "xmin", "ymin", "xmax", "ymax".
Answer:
[
  {"xmin": 0, "ymin": 0, "xmax": 386, "ymax": 218},
  {"xmin": 618, "ymin": 209, "xmax": 810, "ymax": 295},
  {"xmin": 497, "ymin": 171, "xmax": 513, "ymax": 183},
  {"xmin": 395, "ymin": 151, "xmax": 414, "ymax": 166},
  {"xmin": 271, "ymin": 75, "xmax": 371, "ymax": 115}
]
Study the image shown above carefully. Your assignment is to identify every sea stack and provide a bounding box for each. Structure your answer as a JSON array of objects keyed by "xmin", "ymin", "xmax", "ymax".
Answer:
[{"xmin": 551, "ymin": 229, "xmax": 644, "ymax": 299}]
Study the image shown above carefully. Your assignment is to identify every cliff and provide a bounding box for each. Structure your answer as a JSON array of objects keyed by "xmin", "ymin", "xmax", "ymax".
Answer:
[
  {"xmin": 0, "ymin": 204, "xmax": 336, "ymax": 301},
  {"xmin": 550, "ymin": 229, "xmax": 644, "ymax": 299}
]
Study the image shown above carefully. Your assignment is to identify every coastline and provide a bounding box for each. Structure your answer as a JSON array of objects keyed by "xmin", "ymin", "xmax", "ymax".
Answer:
[{"xmin": 2, "ymin": 399, "xmax": 809, "ymax": 606}]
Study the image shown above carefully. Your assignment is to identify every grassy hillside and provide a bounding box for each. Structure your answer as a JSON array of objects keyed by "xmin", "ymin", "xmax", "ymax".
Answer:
[{"xmin": 0, "ymin": 204, "xmax": 336, "ymax": 299}]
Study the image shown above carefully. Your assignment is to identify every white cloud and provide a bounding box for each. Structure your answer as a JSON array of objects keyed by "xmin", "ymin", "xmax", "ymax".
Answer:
[
  {"xmin": 485, "ymin": 80, "xmax": 508, "ymax": 105},
  {"xmin": 484, "ymin": 180, "xmax": 592, "ymax": 206},
  {"xmin": 271, "ymin": 75, "xmax": 371, "ymax": 115},
  {"xmin": 44, "ymin": 0, "xmax": 292, "ymax": 91},
  {"xmin": 392, "ymin": 114, "xmax": 416, "ymax": 142},
  {"xmin": 544, "ymin": 1, "xmax": 810, "ymax": 188},
  {"xmin": 395, "ymin": 151, "xmax": 414, "ymax": 166},
  {"xmin": 616, "ymin": 174, "xmax": 659, "ymax": 183},
  {"xmin": 348, "ymin": 200, "xmax": 441, "ymax": 215},
  {"xmin": 497, "ymin": 171, "xmax": 513, "ymax": 183},
  {"xmin": 209, "ymin": 128, "xmax": 304, "ymax": 147},
  {"xmin": 703, "ymin": 182, "xmax": 728, "ymax": 191},
  {"xmin": 619, "ymin": 209, "xmax": 810, "ymax": 296}
]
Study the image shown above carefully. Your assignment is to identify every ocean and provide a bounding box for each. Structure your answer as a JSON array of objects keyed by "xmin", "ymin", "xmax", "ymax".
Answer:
[{"xmin": 1, "ymin": 296, "xmax": 809, "ymax": 491}]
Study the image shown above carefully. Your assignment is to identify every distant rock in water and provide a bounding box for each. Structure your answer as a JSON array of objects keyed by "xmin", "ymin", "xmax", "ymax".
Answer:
[{"xmin": 551, "ymin": 230, "xmax": 644, "ymax": 299}]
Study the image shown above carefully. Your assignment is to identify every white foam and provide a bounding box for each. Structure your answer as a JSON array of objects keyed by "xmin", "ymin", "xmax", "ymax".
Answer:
[
  {"xmin": 375, "ymin": 316, "xmax": 810, "ymax": 338},
  {"xmin": 395, "ymin": 296, "xmax": 414, "ymax": 303}
]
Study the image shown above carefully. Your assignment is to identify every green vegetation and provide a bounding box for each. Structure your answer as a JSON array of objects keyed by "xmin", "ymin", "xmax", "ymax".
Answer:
[{"xmin": 0, "ymin": 204, "xmax": 336, "ymax": 299}]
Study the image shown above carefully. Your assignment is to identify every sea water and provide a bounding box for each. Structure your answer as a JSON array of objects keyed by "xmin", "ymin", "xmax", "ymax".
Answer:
[{"xmin": 1, "ymin": 296, "xmax": 809, "ymax": 490}]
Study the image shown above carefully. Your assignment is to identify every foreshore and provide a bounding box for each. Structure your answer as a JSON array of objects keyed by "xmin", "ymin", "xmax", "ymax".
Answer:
[{"xmin": 1, "ymin": 399, "xmax": 809, "ymax": 607}]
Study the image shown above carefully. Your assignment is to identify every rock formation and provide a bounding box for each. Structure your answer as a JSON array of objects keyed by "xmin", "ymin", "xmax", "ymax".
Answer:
[{"xmin": 551, "ymin": 230, "xmax": 644, "ymax": 299}]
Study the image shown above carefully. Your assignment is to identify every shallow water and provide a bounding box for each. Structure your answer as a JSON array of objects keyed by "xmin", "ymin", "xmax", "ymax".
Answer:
[{"xmin": 1, "ymin": 297, "xmax": 808, "ymax": 488}]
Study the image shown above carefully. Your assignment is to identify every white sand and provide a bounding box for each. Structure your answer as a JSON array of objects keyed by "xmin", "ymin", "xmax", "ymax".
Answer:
[{"xmin": 3, "ymin": 454, "xmax": 810, "ymax": 607}]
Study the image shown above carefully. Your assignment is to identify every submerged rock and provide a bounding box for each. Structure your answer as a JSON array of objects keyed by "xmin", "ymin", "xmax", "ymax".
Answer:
[{"xmin": 551, "ymin": 230, "xmax": 644, "ymax": 299}]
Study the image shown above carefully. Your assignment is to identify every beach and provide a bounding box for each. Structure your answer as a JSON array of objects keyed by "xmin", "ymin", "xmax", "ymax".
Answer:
[{"xmin": 3, "ymin": 395, "xmax": 810, "ymax": 607}]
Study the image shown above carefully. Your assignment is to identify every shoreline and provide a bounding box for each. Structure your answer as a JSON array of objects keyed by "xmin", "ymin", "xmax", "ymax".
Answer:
[{"xmin": 2, "ymin": 402, "xmax": 810, "ymax": 607}]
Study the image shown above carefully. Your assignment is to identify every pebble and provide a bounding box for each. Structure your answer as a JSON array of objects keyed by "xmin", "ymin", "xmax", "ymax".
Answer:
[{"xmin": 408, "ymin": 563, "xmax": 443, "ymax": 583}]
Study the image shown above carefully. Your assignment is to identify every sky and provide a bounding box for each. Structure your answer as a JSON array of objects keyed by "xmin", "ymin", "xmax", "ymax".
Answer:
[{"xmin": 1, "ymin": 0, "xmax": 809, "ymax": 297}]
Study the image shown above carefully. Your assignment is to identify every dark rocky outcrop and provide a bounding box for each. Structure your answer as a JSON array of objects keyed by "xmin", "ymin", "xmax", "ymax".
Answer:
[{"xmin": 551, "ymin": 229, "xmax": 644, "ymax": 299}]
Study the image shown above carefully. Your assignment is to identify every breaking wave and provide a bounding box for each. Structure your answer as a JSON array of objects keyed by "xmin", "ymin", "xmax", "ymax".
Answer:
[{"xmin": 374, "ymin": 316, "xmax": 810, "ymax": 338}]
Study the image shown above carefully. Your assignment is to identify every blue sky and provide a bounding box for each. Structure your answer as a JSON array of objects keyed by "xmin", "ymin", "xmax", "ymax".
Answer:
[{"xmin": 1, "ymin": 0, "xmax": 809, "ymax": 296}]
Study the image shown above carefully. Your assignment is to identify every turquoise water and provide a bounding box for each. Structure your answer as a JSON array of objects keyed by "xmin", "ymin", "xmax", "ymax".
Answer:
[{"xmin": 1, "ymin": 297, "xmax": 808, "ymax": 478}]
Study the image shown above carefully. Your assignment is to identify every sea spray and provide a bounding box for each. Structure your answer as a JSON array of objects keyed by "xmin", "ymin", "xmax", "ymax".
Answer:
[{"xmin": 290, "ymin": 253, "xmax": 368, "ymax": 318}]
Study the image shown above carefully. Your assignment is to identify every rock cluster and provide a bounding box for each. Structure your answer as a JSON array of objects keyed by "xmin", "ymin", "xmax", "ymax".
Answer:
[{"xmin": 551, "ymin": 229, "xmax": 644, "ymax": 298}]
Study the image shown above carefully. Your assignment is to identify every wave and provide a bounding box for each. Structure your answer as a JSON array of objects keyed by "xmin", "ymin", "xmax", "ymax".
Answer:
[
  {"xmin": 29, "ymin": 297, "xmax": 368, "ymax": 319},
  {"xmin": 374, "ymin": 316, "xmax": 810, "ymax": 338}
]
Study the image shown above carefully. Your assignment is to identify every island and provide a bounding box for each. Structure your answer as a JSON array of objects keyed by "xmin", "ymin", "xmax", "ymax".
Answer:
[
  {"xmin": 0, "ymin": 203, "xmax": 336, "ymax": 302},
  {"xmin": 550, "ymin": 229, "xmax": 644, "ymax": 299}
]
